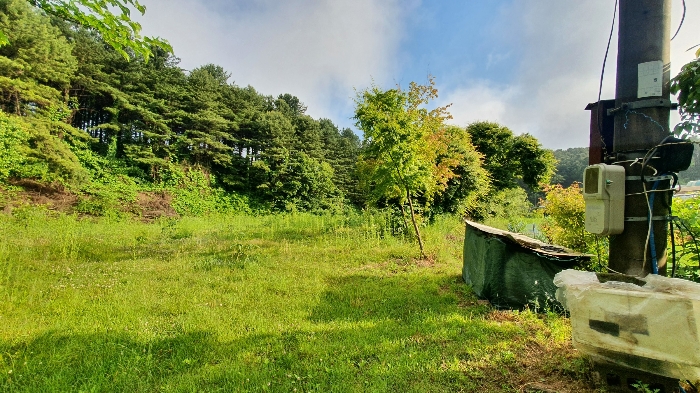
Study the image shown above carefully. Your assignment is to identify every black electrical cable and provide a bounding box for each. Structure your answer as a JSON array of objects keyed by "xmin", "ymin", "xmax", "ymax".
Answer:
[
  {"xmin": 594, "ymin": 235, "xmax": 603, "ymax": 270},
  {"xmin": 673, "ymin": 219, "xmax": 695, "ymax": 278},
  {"xmin": 670, "ymin": 218, "xmax": 677, "ymax": 277},
  {"xmin": 640, "ymin": 136, "xmax": 674, "ymax": 184},
  {"xmin": 669, "ymin": 174, "xmax": 679, "ymax": 277},
  {"xmin": 596, "ymin": 0, "xmax": 618, "ymax": 160},
  {"xmin": 675, "ymin": 217, "xmax": 700, "ymax": 271},
  {"xmin": 672, "ymin": 0, "xmax": 686, "ymax": 41},
  {"xmin": 675, "ymin": 218, "xmax": 689, "ymax": 260}
]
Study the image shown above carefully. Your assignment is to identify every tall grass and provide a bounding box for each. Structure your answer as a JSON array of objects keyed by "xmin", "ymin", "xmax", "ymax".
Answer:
[{"xmin": 0, "ymin": 208, "xmax": 593, "ymax": 392}]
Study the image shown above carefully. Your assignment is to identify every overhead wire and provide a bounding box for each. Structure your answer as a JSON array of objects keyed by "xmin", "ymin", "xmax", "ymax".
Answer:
[
  {"xmin": 596, "ymin": 0, "xmax": 618, "ymax": 160},
  {"xmin": 672, "ymin": 0, "xmax": 686, "ymax": 41}
]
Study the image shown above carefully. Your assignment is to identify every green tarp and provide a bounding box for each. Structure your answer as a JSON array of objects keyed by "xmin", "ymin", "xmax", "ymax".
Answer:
[{"xmin": 463, "ymin": 220, "xmax": 590, "ymax": 310}]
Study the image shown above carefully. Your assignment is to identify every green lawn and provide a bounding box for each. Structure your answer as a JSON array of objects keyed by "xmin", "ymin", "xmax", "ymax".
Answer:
[{"xmin": 0, "ymin": 209, "xmax": 595, "ymax": 392}]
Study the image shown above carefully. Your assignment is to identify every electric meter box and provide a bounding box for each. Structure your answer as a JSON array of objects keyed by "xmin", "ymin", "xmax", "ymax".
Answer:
[{"xmin": 583, "ymin": 164, "xmax": 625, "ymax": 235}]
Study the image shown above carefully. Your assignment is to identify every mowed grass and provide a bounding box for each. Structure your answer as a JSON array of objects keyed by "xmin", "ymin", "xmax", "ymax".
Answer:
[{"xmin": 0, "ymin": 209, "xmax": 596, "ymax": 392}]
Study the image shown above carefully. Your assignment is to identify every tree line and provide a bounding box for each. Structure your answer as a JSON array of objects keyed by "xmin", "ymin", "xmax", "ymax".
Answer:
[{"xmin": 0, "ymin": 0, "xmax": 558, "ymax": 219}]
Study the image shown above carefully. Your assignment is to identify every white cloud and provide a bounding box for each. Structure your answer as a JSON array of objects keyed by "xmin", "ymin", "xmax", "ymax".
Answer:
[
  {"xmin": 137, "ymin": 0, "xmax": 412, "ymax": 129},
  {"xmin": 135, "ymin": 0, "xmax": 700, "ymax": 148},
  {"xmin": 442, "ymin": 81, "xmax": 518, "ymax": 126},
  {"xmin": 440, "ymin": 0, "xmax": 699, "ymax": 149},
  {"xmin": 485, "ymin": 51, "xmax": 511, "ymax": 70}
]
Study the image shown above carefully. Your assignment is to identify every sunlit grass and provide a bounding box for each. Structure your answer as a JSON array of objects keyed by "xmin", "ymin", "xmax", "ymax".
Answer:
[{"xmin": 0, "ymin": 209, "xmax": 594, "ymax": 392}]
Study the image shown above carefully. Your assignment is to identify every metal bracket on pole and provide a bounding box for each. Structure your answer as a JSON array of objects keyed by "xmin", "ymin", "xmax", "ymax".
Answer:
[
  {"xmin": 624, "ymin": 216, "xmax": 673, "ymax": 222},
  {"xmin": 625, "ymin": 175, "xmax": 674, "ymax": 182},
  {"xmin": 607, "ymin": 99, "xmax": 678, "ymax": 116}
]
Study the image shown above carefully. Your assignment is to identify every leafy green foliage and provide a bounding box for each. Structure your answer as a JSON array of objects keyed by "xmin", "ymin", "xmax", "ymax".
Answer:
[
  {"xmin": 481, "ymin": 187, "xmax": 533, "ymax": 224},
  {"xmin": 630, "ymin": 380, "xmax": 660, "ymax": 393},
  {"xmin": 161, "ymin": 164, "xmax": 251, "ymax": 216},
  {"xmin": 671, "ymin": 58, "xmax": 700, "ymax": 137},
  {"xmin": 26, "ymin": 0, "xmax": 172, "ymax": 61},
  {"xmin": 551, "ymin": 147, "xmax": 588, "ymax": 187},
  {"xmin": 540, "ymin": 183, "xmax": 606, "ymax": 269},
  {"xmin": 0, "ymin": 112, "xmax": 90, "ymax": 184},
  {"xmin": 430, "ymin": 126, "xmax": 491, "ymax": 217},
  {"xmin": 0, "ymin": 8, "xmax": 358, "ymax": 214},
  {"xmin": 466, "ymin": 121, "xmax": 556, "ymax": 190},
  {"xmin": 0, "ymin": 0, "xmax": 555, "ymax": 220},
  {"xmin": 513, "ymin": 133, "xmax": 556, "ymax": 188},
  {"xmin": 0, "ymin": 0, "xmax": 77, "ymax": 114},
  {"xmin": 678, "ymin": 147, "xmax": 700, "ymax": 184},
  {"xmin": 355, "ymin": 86, "xmax": 434, "ymax": 202},
  {"xmin": 354, "ymin": 78, "xmax": 456, "ymax": 257},
  {"xmin": 540, "ymin": 184, "xmax": 587, "ymax": 250},
  {"xmin": 0, "ymin": 111, "xmax": 28, "ymax": 180},
  {"xmin": 75, "ymin": 173, "xmax": 138, "ymax": 216},
  {"xmin": 670, "ymin": 196, "xmax": 700, "ymax": 282}
]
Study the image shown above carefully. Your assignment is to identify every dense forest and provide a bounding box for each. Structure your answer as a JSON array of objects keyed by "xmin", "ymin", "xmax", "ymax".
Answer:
[{"xmin": 0, "ymin": 0, "xmax": 564, "ymax": 221}]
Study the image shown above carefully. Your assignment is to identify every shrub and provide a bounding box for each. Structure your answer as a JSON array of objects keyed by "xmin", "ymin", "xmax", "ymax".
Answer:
[
  {"xmin": 478, "ymin": 187, "xmax": 533, "ymax": 222},
  {"xmin": 671, "ymin": 196, "xmax": 700, "ymax": 281},
  {"xmin": 161, "ymin": 164, "xmax": 251, "ymax": 216},
  {"xmin": 0, "ymin": 112, "xmax": 29, "ymax": 181},
  {"xmin": 540, "ymin": 183, "xmax": 607, "ymax": 268}
]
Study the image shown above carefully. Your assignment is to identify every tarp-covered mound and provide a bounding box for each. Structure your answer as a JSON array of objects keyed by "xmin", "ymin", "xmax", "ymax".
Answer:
[{"xmin": 463, "ymin": 220, "xmax": 590, "ymax": 310}]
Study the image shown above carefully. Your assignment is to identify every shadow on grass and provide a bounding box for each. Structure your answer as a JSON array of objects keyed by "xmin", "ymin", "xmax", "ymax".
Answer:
[
  {"xmin": 189, "ymin": 274, "xmax": 532, "ymax": 392},
  {"xmin": 0, "ymin": 275, "xmax": 591, "ymax": 392},
  {"xmin": 0, "ymin": 330, "xmax": 215, "ymax": 392},
  {"xmin": 0, "ymin": 325, "xmax": 492, "ymax": 392},
  {"xmin": 309, "ymin": 273, "xmax": 483, "ymax": 323}
]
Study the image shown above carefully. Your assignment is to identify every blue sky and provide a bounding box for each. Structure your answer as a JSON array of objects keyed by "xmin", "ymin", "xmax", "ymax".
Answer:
[
  {"xmin": 396, "ymin": 1, "xmax": 515, "ymax": 86},
  {"xmin": 137, "ymin": 0, "xmax": 698, "ymax": 149}
]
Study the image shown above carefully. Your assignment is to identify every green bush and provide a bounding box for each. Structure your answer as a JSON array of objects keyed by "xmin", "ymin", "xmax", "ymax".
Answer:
[
  {"xmin": 75, "ymin": 174, "xmax": 139, "ymax": 217},
  {"xmin": 0, "ymin": 112, "xmax": 29, "ymax": 182},
  {"xmin": 161, "ymin": 164, "xmax": 251, "ymax": 216},
  {"xmin": 540, "ymin": 183, "xmax": 606, "ymax": 269},
  {"xmin": 0, "ymin": 112, "xmax": 95, "ymax": 186},
  {"xmin": 479, "ymin": 188, "xmax": 533, "ymax": 223},
  {"xmin": 670, "ymin": 196, "xmax": 700, "ymax": 281}
]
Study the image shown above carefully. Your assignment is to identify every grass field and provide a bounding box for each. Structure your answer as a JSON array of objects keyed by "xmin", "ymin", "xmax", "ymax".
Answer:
[{"xmin": 0, "ymin": 209, "xmax": 596, "ymax": 392}]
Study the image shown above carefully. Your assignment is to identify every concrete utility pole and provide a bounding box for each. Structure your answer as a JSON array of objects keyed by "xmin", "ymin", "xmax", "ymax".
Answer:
[{"xmin": 609, "ymin": 0, "xmax": 672, "ymax": 276}]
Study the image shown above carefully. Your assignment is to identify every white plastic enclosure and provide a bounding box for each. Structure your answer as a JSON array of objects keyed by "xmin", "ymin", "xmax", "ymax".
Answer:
[
  {"xmin": 583, "ymin": 164, "xmax": 625, "ymax": 235},
  {"xmin": 555, "ymin": 270, "xmax": 700, "ymax": 380}
]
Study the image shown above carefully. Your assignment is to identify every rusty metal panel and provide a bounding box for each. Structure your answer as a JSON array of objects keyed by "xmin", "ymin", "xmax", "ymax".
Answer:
[{"xmin": 586, "ymin": 100, "xmax": 615, "ymax": 165}]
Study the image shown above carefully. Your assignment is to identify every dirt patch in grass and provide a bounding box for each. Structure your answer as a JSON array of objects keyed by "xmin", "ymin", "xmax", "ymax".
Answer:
[
  {"xmin": 134, "ymin": 191, "xmax": 178, "ymax": 221},
  {"xmin": 487, "ymin": 309, "xmax": 522, "ymax": 323},
  {"xmin": 357, "ymin": 255, "xmax": 438, "ymax": 273},
  {"xmin": 4, "ymin": 180, "xmax": 78, "ymax": 212},
  {"xmin": 413, "ymin": 255, "xmax": 436, "ymax": 267},
  {"xmin": 445, "ymin": 233, "xmax": 460, "ymax": 242},
  {"xmin": 513, "ymin": 340, "xmax": 594, "ymax": 393},
  {"xmin": 476, "ymin": 310, "xmax": 599, "ymax": 392},
  {"xmin": 1, "ymin": 181, "xmax": 179, "ymax": 220}
]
